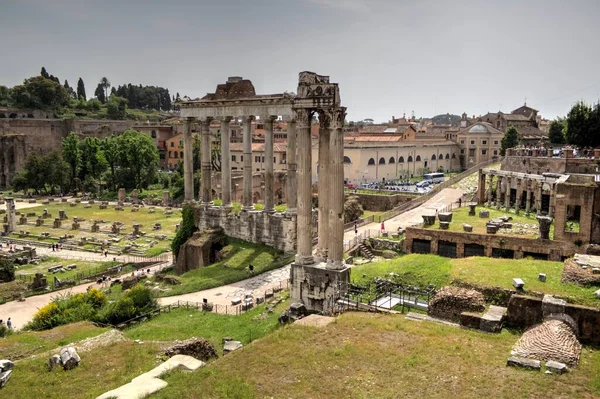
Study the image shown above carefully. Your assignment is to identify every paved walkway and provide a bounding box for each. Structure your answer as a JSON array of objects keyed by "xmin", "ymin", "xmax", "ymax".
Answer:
[
  {"xmin": 158, "ymin": 265, "xmax": 291, "ymax": 312},
  {"xmin": 343, "ymin": 187, "xmax": 465, "ymax": 244}
]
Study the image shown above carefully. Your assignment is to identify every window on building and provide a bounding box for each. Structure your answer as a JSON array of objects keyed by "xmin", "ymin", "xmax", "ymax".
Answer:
[
  {"xmin": 180, "ymin": 151, "xmax": 183, "ymax": 158},
  {"xmin": 170, "ymin": 142, "xmax": 174, "ymax": 147},
  {"xmin": 407, "ymin": 156, "xmax": 413, "ymax": 162},
  {"xmin": 343, "ymin": 156, "xmax": 352, "ymax": 164},
  {"xmin": 564, "ymin": 205, "xmax": 581, "ymax": 233},
  {"xmin": 431, "ymin": 154, "xmax": 436, "ymax": 160},
  {"xmin": 255, "ymin": 156, "xmax": 260, "ymax": 163},
  {"xmin": 416, "ymin": 155, "xmax": 421, "ymax": 162},
  {"xmin": 482, "ymin": 140, "xmax": 487, "ymax": 145},
  {"xmin": 179, "ymin": 140, "xmax": 183, "ymax": 147},
  {"xmin": 493, "ymin": 150, "xmax": 498, "ymax": 155},
  {"xmin": 262, "ymin": 156, "xmax": 265, "ymax": 163},
  {"xmin": 461, "ymin": 149, "xmax": 465, "ymax": 154},
  {"xmin": 274, "ymin": 157, "xmax": 276, "ymax": 163},
  {"xmin": 379, "ymin": 157, "xmax": 386, "ymax": 165},
  {"xmin": 460, "ymin": 140, "xmax": 465, "ymax": 144},
  {"xmin": 389, "ymin": 157, "xmax": 395, "ymax": 164},
  {"xmin": 151, "ymin": 130, "xmax": 157, "ymax": 138},
  {"xmin": 445, "ymin": 153, "xmax": 450, "ymax": 159},
  {"xmin": 469, "ymin": 149, "xmax": 475, "ymax": 156},
  {"xmin": 470, "ymin": 140, "xmax": 475, "ymax": 145},
  {"xmin": 482, "ymin": 149, "xmax": 487, "ymax": 155},
  {"xmin": 368, "ymin": 158, "xmax": 375, "ymax": 165},
  {"xmin": 398, "ymin": 156, "xmax": 405, "ymax": 163},
  {"xmin": 232, "ymin": 155, "xmax": 236, "ymax": 162},
  {"xmin": 452, "ymin": 153, "xmax": 456, "ymax": 159},
  {"xmin": 168, "ymin": 151, "xmax": 172, "ymax": 157},
  {"xmin": 494, "ymin": 140, "xmax": 499, "ymax": 145},
  {"xmin": 174, "ymin": 152, "xmax": 179, "ymax": 158},
  {"xmin": 241, "ymin": 155, "xmax": 243, "ymax": 162}
]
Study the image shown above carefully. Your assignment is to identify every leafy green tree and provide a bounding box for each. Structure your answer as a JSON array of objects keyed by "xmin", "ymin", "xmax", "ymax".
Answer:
[
  {"xmin": 77, "ymin": 77, "xmax": 86, "ymax": 100},
  {"xmin": 500, "ymin": 126, "xmax": 519, "ymax": 156},
  {"xmin": 102, "ymin": 135, "xmax": 119, "ymax": 191},
  {"xmin": 115, "ymin": 130, "xmax": 159, "ymax": 189},
  {"xmin": 0, "ymin": 85, "xmax": 12, "ymax": 106},
  {"xmin": 79, "ymin": 137, "xmax": 107, "ymax": 181},
  {"xmin": 100, "ymin": 77, "xmax": 111, "ymax": 100},
  {"xmin": 0, "ymin": 258, "xmax": 16, "ymax": 282},
  {"xmin": 62, "ymin": 132, "xmax": 81, "ymax": 188},
  {"xmin": 106, "ymin": 95, "xmax": 128, "ymax": 119},
  {"xmin": 11, "ymin": 76, "xmax": 70, "ymax": 109},
  {"xmin": 94, "ymin": 83, "xmax": 106, "ymax": 104},
  {"xmin": 40, "ymin": 67, "xmax": 49, "ymax": 79},
  {"xmin": 566, "ymin": 101, "xmax": 591, "ymax": 146},
  {"xmin": 12, "ymin": 151, "xmax": 68, "ymax": 194},
  {"xmin": 548, "ymin": 119, "xmax": 566, "ymax": 145}
]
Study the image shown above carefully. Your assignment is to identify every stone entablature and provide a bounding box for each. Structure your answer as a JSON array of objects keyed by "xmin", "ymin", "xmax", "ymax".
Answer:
[
  {"xmin": 404, "ymin": 226, "xmax": 578, "ymax": 261},
  {"xmin": 502, "ymin": 153, "xmax": 600, "ymax": 175}
]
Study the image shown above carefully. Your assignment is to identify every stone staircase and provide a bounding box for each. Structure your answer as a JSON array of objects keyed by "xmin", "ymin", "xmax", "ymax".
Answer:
[{"xmin": 359, "ymin": 244, "xmax": 374, "ymax": 260}]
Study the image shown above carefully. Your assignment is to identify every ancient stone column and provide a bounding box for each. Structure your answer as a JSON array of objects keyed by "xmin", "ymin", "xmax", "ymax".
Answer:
[
  {"xmin": 5, "ymin": 198, "xmax": 16, "ymax": 233},
  {"xmin": 243, "ymin": 116, "xmax": 254, "ymax": 210},
  {"xmin": 515, "ymin": 178, "xmax": 523, "ymax": 214},
  {"xmin": 220, "ymin": 117, "xmax": 233, "ymax": 207},
  {"xmin": 316, "ymin": 114, "xmax": 331, "ymax": 262},
  {"xmin": 486, "ymin": 174, "xmax": 494, "ymax": 206},
  {"xmin": 264, "ymin": 116, "xmax": 276, "ymax": 213},
  {"xmin": 536, "ymin": 181, "xmax": 543, "ymax": 214},
  {"xmin": 504, "ymin": 177, "xmax": 511, "ymax": 210},
  {"xmin": 525, "ymin": 180, "xmax": 532, "ymax": 215},
  {"xmin": 537, "ymin": 215, "xmax": 553, "ymax": 239},
  {"xmin": 286, "ymin": 119, "xmax": 298, "ymax": 213},
  {"xmin": 327, "ymin": 108, "xmax": 346, "ymax": 270},
  {"xmin": 183, "ymin": 117, "xmax": 194, "ymax": 202},
  {"xmin": 200, "ymin": 118, "xmax": 213, "ymax": 204},
  {"xmin": 495, "ymin": 176, "xmax": 502, "ymax": 209},
  {"xmin": 477, "ymin": 170, "xmax": 486, "ymax": 204},
  {"xmin": 294, "ymin": 108, "xmax": 314, "ymax": 265}
]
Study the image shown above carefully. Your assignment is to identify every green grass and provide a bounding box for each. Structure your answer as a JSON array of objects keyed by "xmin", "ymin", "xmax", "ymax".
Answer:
[
  {"xmin": 16, "ymin": 257, "xmax": 119, "ymax": 281},
  {"xmin": 151, "ymin": 312, "xmax": 600, "ymax": 398},
  {"xmin": 8, "ymin": 201, "xmax": 179, "ymax": 254},
  {"xmin": 159, "ymin": 239, "xmax": 294, "ymax": 297},
  {"xmin": 0, "ymin": 280, "xmax": 28, "ymax": 302},
  {"xmin": 125, "ymin": 294, "xmax": 289, "ymax": 353},
  {"xmin": 423, "ymin": 205, "xmax": 554, "ymax": 239},
  {"xmin": 2, "ymin": 341, "xmax": 162, "ymax": 399},
  {"xmin": 351, "ymin": 254, "xmax": 600, "ymax": 307},
  {"xmin": 0, "ymin": 322, "xmax": 108, "ymax": 360},
  {"xmin": 360, "ymin": 210, "xmax": 386, "ymax": 220}
]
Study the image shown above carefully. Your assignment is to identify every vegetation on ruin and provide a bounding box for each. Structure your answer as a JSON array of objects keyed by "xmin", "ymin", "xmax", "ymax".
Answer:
[
  {"xmin": 151, "ymin": 312, "xmax": 600, "ymax": 398},
  {"xmin": 421, "ymin": 205, "xmax": 554, "ymax": 239},
  {"xmin": 565, "ymin": 101, "xmax": 600, "ymax": 148},
  {"xmin": 500, "ymin": 125, "xmax": 519, "ymax": 156},
  {"xmin": 159, "ymin": 239, "xmax": 294, "ymax": 297},
  {"xmin": 352, "ymin": 254, "xmax": 600, "ymax": 307},
  {"xmin": 125, "ymin": 293, "xmax": 290, "ymax": 354},
  {"xmin": 171, "ymin": 205, "xmax": 197, "ymax": 258},
  {"xmin": 14, "ymin": 257, "xmax": 120, "ymax": 282},
  {"xmin": 0, "ymin": 321, "xmax": 108, "ymax": 360}
]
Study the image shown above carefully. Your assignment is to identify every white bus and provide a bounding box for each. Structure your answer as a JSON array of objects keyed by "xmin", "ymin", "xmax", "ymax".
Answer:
[{"xmin": 423, "ymin": 172, "xmax": 444, "ymax": 183}]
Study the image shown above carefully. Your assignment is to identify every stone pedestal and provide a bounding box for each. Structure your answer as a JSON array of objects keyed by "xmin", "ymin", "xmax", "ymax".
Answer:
[
  {"xmin": 91, "ymin": 223, "xmax": 100, "ymax": 233},
  {"xmin": 468, "ymin": 204, "xmax": 476, "ymax": 216},
  {"xmin": 53, "ymin": 218, "xmax": 61, "ymax": 228},
  {"xmin": 5, "ymin": 198, "xmax": 16, "ymax": 233},
  {"xmin": 131, "ymin": 189, "xmax": 139, "ymax": 204},
  {"xmin": 36, "ymin": 217, "xmax": 43, "ymax": 226},
  {"xmin": 118, "ymin": 188, "xmax": 126, "ymax": 202},
  {"xmin": 19, "ymin": 216, "xmax": 27, "ymax": 225},
  {"xmin": 422, "ymin": 215, "xmax": 436, "ymax": 226},
  {"xmin": 59, "ymin": 210, "xmax": 67, "ymax": 220},
  {"xmin": 162, "ymin": 191, "xmax": 170, "ymax": 207},
  {"xmin": 290, "ymin": 262, "xmax": 350, "ymax": 313},
  {"xmin": 438, "ymin": 212, "xmax": 453, "ymax": 222}
]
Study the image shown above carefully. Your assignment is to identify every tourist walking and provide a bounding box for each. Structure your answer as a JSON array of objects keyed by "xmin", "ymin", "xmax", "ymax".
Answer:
[{"xmin": 6, "ymin": 318, "xmax": 12, "ymax": 329}]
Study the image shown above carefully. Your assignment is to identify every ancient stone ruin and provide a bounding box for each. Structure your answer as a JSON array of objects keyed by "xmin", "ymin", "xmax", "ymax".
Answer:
[
  {"xmin": 163, "ymin": 338, "xmax": 218, "ymax": 362},
  {"xmin": 175, "ymin": 227, "xmax": 227, "ymax": 275},
  {"xmin": 428, "ymin": 286, "xmax": 485, "ymax": 322}
]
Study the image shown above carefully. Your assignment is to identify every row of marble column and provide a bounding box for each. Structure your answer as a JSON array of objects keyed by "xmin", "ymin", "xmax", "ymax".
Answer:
[
  {"xmin": 182, "ymin": 116, "xmax": 297, "ymax": 213},
  {"xmin": 479, "ymin": 173, "xmax": 553, "ymax": 216},
  {"xmin": 295, "ymin": 107, "xmax": 346, "ymax": 270}
]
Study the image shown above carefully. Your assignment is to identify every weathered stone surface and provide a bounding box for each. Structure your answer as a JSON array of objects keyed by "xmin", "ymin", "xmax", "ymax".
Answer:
[
  {"xmin": 428, "ymin": 286, "xmax": 486, "ymax": 322},
  {"xmin": 422, "ymin": 215, "xmax": 436, "ymax": 226},
  {"xmin": 542, "ymin": 295, "xmax": 566, "ymax": 317},
  {"xmin": 479, "ymin": 305, "xmax": 507, "ymax": 333},
  {"xmin": 545, "ymin": 360, "xmax": 568, "ymax": 374},
  {"xmin": 538, "ymin": 273, "xmax": 546, "ymax": 282},
  {"xmin": 0, "ymin": 369, "xmax": 12, "ymax": 388},
  {"xmin": 0, "ymin": 360, "xmax": 14, "ymax": 371},
  {"xmin": 507, "ymin": 356, "xmax": 541, "ymax": 370},
  {"xmin": 132, "ymin": 355, "xmax": 204, "ymax": 382},
  {"xmin": 174, "ymin": 228, "xmax": 227, "ymax": 275},
  {"xmin": 486, "ymin": 223, "xmax": 498, "ymax": 234},
  {"xmin": 511, "ymin": 319, "xmax": 582, "ymax": 366},
  {"xmin": 479, "ymin": 210, "xmax": 490, "ymax": 218},
  {"xmin": 164, "ymin": 338, "xmax": 218, "ymax": 362},
  {"xmin": 59, "ymin": 346, "xmax": 80, "ymax": 370},
  {"xmin": 462, "ymin": 224, "xmax": 473, "ymax": 232},
  {"xmin": 459, "ymin": 311, "xmax": 482, "ymax": 329},
  {"xmin": 512, "ymin": 278, "xmax": 524, "ymax": 289},
  {"xmin": 122, "ymin": 275, "xmax": 141, "ymax": 290},
  {"xmin": 438, "ymin": 212, "xmax": 453, "ymax": 223},
  {"xmin": 439, "ymin": 221, "xmax": 450, "ymax": 230},
  {"xmin": 46, "ymin": 354, "xmax": 61, "ymax": 371},
  {"xmin": 223, "ymin": 341, "xmax": 243, "ymax": 355}
]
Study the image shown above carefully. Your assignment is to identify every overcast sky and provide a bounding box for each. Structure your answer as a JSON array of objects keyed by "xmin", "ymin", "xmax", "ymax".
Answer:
[{"xmin": 2, "ymin": 0, "xmax": 599, "ymax": 122}]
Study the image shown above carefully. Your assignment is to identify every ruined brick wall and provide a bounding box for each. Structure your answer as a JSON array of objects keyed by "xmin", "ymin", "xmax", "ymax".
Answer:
[
  {"xmin": 502, "ymin": 155, "xmax": 599, "ymax": 174},
  {"xmin": 350, "ymin": 192, "xmax": 418, "ymax": 211},
  {"xmin": 196, "ymin": 206, "xmax": 297, "ymax": 253},
  {"xmin": 403, "ymin": 227, "xmax": 579, "ymax": 260},
  {"xmin": 553, "ymin": 182, "xmax": 599, "ymax": 245}
]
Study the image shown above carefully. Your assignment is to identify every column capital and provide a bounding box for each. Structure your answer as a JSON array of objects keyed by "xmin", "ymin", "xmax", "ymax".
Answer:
[
  {"xmin": 262, "ymin": 115, "xmax": 277, "ymax": 123},
  {"xmin": 218, "ymin": 116, "xmax": 233, "ymax": 123},
  {"xmin": 334, "ymin": 107, "xmax": 347, "ymax": 129},
  {"xmin": 319, "ymin": 109, "xmax": 333, "ymax": 129},
  {"xmin": 293, "ymin": 108, "xmax": 311, "ymax": 129},
  {"xmin": 243, "ymin": 115, "xmax": 256, "ymax": 123},
  {"xmin": 199, "ymin": 117, "xmax": 213, "ymax": 126}
]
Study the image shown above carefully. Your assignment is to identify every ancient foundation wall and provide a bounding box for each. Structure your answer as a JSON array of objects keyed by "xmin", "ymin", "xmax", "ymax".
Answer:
[
  {"xmin": 195, "ymin": 206, "xmax": 297, "ymax": 253},
  {"xmin": 506, "ymin": 295, "xmax": 600, "ymax": 345},
  {"xmin": 350, "ymin": 192, "xmax": 419, "ymax": 212},
  {"xmin": 502, "ymin": 155, "xmax": 599, "ymax": 175},
  {"xmin": 404, "ymin": 227, "xmax": 579, "ymax": 261},
  {"xmin": 290, "ymin": 262, "xmax": 350, "ymax": 313}
]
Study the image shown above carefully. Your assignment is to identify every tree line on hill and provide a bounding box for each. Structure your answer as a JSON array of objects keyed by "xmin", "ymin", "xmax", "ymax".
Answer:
[
  {"xmin": 12, "ymin": 130, "xmax": 159, "ymax": 195},
  {"xmin": 0, "ymin": 67, "xmax": 179, "ymax": 117}
]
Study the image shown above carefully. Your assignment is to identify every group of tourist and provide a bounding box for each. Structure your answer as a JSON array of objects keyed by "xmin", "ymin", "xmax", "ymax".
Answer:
[
  {"xmin": 0, "ymin": 318, "xmax": 12, "ymax": 330},
  {"xmin": 513, "ymin": 144, "xmax": 596, "ymax": 158},
  {"xmin": 50, "ymin": 243, "xmax": 63, "ymax": 252},
  {"xmin": 2, "ymin": 241, "xmax": 18, "ymax": 252}
]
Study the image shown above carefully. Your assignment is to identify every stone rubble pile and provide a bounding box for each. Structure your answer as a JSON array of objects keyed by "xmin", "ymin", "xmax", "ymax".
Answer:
[
  {"xmin": 428, "ymin": 286, "xmax": 485, "ymax": 322},
  {"xmin": 47, "ymin": 346, "xmax": 81, "ymax": 371},
  {"xmin": 164, "ymin": 337, "xmax": 218, "ymax": 362},
  {"xmin": 0, "ymin": 359, "xmax": 14, "ymax": 388}
]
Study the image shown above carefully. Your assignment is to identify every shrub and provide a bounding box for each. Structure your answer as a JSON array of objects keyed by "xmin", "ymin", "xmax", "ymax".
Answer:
[
  {"xmin": 171, "ymin": 204, "xmax": 197, "ymax": 257},
  {"xmin": 86, "ymin": 288, "xmax": 107, "ymax": 309},
  {"xmin": 28, "ymin": 302, "xmax": 62, "ymax": 330},
  {"xmin": 0, "ymin": 258, "xmax": 15, "ymax": 282},
  {"xmin": 96, "ymin": 296, "xmax": 137, "ymax": 325},
  {"xmin": 0, "ymin": 324, "xmax": 12, "ymax": 338},
  {"xmin": 127, "ymin": 284, "xmax": 157, "ymax": 311}
]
